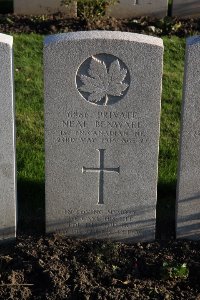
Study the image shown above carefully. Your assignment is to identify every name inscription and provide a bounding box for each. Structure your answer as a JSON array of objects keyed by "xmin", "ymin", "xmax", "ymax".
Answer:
[{"xmin": 56, "ymin": 110, "xmax": 147, "ymax": 144}]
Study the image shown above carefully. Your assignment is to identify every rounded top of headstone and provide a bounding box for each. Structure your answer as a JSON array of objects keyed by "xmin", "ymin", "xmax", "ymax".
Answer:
[
  {"xmin": 187, "ymin": 36, "xmax": 200, "ymax": 46},
  {"xmin": 44, "ymin": 31, "xmax": 163, "ymax": 48},
  {"xmin": 0, "ymin": 33, "xmax": 13, "ymax": 46}
]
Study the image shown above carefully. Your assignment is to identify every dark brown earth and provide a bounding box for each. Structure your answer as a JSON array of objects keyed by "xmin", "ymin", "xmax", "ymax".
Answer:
[
  {"xmin": 0, "ymin": 13, "xmax": 200, "ymax": 36},
  {"xmin": 0, "ymin": 235, "xmax": 199, "ymax": 300},
  {"xmin": 0, "ymin": 13, "xmax": 200, "ymax": 299}
]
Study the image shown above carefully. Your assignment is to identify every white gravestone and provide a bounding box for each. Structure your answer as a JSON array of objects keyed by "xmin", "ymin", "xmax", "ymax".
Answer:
[
  {"xmin": 172, "ymin": 0, "xmax": 200, "ymax": 17},
  {"xmin": 106, "ymin": 0, "xmax": 168, "ymax": 19},
  {"xmin": 44, "ymin": 31, "xmax": 163, "ymax": 242},
  {"xmin": 14, "ymin": 0, "xmax": 77, "ymax": 16},
  {"xmin": 177, "ymin": 36, "xmax": 200, "ymax": 240},
  {"xmin": 0, "ymin": 34, "xmax": 16, "ymax": 242}
]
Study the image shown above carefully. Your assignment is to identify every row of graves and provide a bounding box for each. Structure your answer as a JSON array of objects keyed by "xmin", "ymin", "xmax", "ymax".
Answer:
[{"xmin": 1, "ymin": 0, "xmax": 200, "ymax": 18}]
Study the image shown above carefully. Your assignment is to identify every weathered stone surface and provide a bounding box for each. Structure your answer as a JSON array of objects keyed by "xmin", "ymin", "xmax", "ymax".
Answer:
[
  {"xmin": 172, "ymin": 0, "xmax": 200, "ymax": 17},
  {"xmin": 0, "ymin": 34, "xmax": 16, "ymax": 242},
  {"xmin": 14, "ymin": 0, "xmax": 77, "ymax": 16},
  {"xmin": 44, "ymin": 31, "xmax": 163, "ymax": 242},
  {"xmin": 106, "ymin": 0, "xmax": 168, "ymax": 18},
  {"xmin": 177, "ymin": 36, "xmax": 200, "ymax": 240}
]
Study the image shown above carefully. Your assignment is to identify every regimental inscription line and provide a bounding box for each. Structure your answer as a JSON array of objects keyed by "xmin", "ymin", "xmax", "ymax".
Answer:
[{"xmin": 82, "ymin": 149, "xmax": 120, "ymax": 205}]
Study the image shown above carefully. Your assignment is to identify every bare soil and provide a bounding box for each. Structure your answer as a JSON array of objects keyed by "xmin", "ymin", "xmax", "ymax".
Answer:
[
  {"xmin": 0, "ymin": 235, "xmax": 199, "ymax": 299},
  {"xmin": 0, "ymin": 13, "xmax": 200, "ymax": 36}
]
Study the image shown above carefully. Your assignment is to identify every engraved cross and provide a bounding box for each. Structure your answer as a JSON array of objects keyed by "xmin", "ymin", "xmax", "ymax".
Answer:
[{"xmin": 82, "ymin": 149, "xmax": 120, "ymax": 205}]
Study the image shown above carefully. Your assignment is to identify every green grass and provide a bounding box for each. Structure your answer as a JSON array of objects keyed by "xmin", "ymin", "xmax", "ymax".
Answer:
[
  {"xmin": 14, "ymin": 34, "xmax": 185, "ymax": 236},
  {"xmin": 160, "ymin": 36, "xmax": 185, "ymax": 185},
  {"xmin": 14, "ymin": 34, "xmax": 44, "ymax": 231},
  {"xmin": 15, "ymin": 34, "xmax": 44, "ymax": 182},
  {"xmin": 157, "ymin": 36, "xmax": 185, "ymax": 238}
]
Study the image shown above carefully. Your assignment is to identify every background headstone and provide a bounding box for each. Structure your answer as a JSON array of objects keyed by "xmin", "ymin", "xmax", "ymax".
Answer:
[
  {"xmin": 44, "ymin": 31, "xmax": 163, "ymax": 242},
  {"xmin": 172, "ymin": 0, "xmax": 200, "ymax": 17},
  {"xmin": 177, "ymin": 36, "xmax": 200, "ymax": 240},
  {"xmin": 14, "ymin": 0, "xmax": 77, "ymax": 16},
  {"xmin": 106, "ymin": 0, "xmax": 168, "ymax": 19},
  {"xmin": 0, "ymin": 34, "xmax": 16, "ymax": 242}
]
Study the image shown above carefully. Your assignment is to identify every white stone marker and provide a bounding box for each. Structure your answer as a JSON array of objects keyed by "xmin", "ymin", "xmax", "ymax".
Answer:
[
  {"xmin": 172, "ymin": 0, "xmax": 200, "ymax": 17},
  {"xmin": 106, "ymin": 0, "xmax": 168, "ymax": 19},
  {"xmin": 0, "ymin": 34, "xmax": 16, "ymax": 242},
  {"xmin": 14, "ymin": 0, "xmax": 77, "ymax": 16},
  {"xmin": 44, "ymin": 31, "xmax": 163, "ymax": 242},
  {"xmin": 177, "ymin": 36, "xmax": 200, "ymax": 240}
]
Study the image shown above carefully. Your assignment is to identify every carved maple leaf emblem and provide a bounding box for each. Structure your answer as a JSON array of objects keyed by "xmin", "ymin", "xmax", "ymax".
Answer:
[{"xmin": 79, "ymin": 56, "xmax": 129, "ymax": 105}]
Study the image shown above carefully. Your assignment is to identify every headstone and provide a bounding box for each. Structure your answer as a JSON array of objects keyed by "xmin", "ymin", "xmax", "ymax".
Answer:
[
  {"xmin": 106, "ymin": 0, "xmax": 168, "ymax": 19},
  {"xmin": 177, "ymin": 36, "xmax": 200, "ymax": 240},
  {"xmin": 44, "ymin": 31, "xmax": 163, "ymax": 242},
  {"xmin": 0, "ymin": 34, "xmax": 16, "ymax": 242},
  {"xmin": 14, "ymin": 0, "xmax": 77, "ymax": 16},
  {"xmin": 172, "ymin": 0, "xmax": 200, "ymax": 17}
]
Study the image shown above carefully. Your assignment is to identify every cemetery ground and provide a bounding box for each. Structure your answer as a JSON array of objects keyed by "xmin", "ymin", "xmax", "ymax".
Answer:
[{"xmin": 0, "ymin": 14, "xmax": 200, "ymax": 299}]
